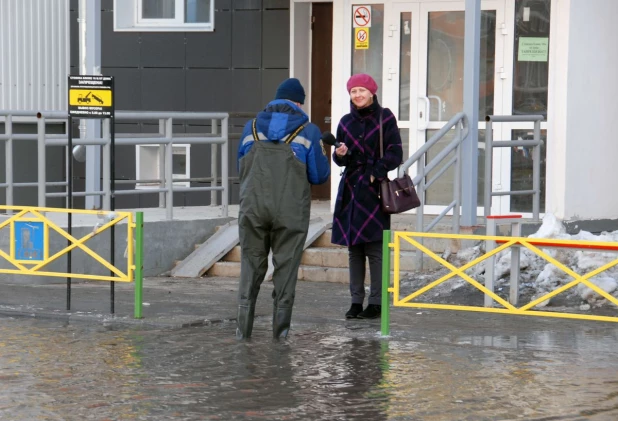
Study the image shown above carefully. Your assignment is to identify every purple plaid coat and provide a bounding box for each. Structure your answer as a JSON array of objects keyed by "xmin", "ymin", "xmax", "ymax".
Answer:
[{"xmin": 331, "ymin": 99, "xmax": 403, "ymax": 246}]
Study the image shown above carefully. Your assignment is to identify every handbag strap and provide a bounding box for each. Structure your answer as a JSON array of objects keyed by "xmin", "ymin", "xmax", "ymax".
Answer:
[{"xmin": 379, "ymin": 110, "xmax": 383, "ymax": 159}]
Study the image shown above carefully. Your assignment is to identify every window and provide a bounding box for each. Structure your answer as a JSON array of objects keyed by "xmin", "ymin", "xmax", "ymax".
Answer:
[
  {"xmin": 136, "ymin": 145, "xmax": 191, "ymax": 189},
  {"xmin": 114, "ymin": 0, "xmax": 214, "ymax": 32}
]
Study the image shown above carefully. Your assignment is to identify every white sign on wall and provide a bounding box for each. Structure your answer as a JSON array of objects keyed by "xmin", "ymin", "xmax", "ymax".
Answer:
[{"xmin": 353, "ymin": 5, "xmax": 372, "ymax": 28}]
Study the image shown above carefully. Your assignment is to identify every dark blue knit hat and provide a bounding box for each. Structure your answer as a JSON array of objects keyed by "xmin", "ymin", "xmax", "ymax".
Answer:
[{"xmin": 275, "ymin": 78, "xmax": 305, "ymax": 104}]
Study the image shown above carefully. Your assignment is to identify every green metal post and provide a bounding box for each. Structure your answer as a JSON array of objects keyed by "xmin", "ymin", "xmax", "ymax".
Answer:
[
  {"xmin": 381, "ymin": 230, "xmax": 392, "ymax": 336},
  {"xmin": 134, "ymin": 212, "xmax": 144, "ymax": 319}
]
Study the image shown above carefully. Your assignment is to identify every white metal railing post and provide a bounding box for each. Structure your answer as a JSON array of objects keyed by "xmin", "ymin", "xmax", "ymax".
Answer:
[
  {"xmin": 221, "ymin": 116, "xmax": 229, "ymax": 217},
  {"xmin": 158, "ymin": 118, "xmax": 166, "ymax": 208},
  {"xmin": 210, "ymin": 118, "xmax": 218, "ymax": 206},
  {"xmin": 484, "ymin": 118, "xmax": 493, "ymax": 218},
  {"xmin": 165, "ymin": 117, "xmax": 174, "ymax": 220},
  {"xmin": 102, "ymin": 119, "xmax": 111, "ymax": 210},
  {"xmin": 37, "ymin": 115, "xmax": 46, "ymax": 207},
  {"xmin": 532, "ymin": 119, "xmax": 541, "ymax": 220},
  {"xmin": 5, "ymin": 114, "xmax": 13, "ymax": 212}
]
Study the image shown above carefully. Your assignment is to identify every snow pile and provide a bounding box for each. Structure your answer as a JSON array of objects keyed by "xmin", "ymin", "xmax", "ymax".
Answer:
[{"xmin": 458, "ymin": 214, "xmax": 618, "ymax": 307}]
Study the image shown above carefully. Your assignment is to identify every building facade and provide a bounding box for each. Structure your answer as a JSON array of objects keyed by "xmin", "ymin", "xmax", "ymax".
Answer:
[{"xmin": 2, "ymin": 0, "xmax": 618, "ymax": 227}]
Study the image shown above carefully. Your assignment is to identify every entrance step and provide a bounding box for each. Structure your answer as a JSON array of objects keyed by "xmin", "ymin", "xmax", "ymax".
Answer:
[
  {"xmin": 207, "ymin": 262, "xmax": 416, "ymax": 284},
  {"xmin": 220, "ymin": 245, "xmax": 435, "ymax": 271},
  {"xmin": 200, "ymin": 222, "xmax": 451, "ymax": 283}
]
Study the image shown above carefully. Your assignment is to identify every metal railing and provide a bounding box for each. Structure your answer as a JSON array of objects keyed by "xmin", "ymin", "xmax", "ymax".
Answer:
[
  {"xmin": 484, "ymin": 114, "xmax": 544, "ymax": 221},
  {"xmin": 0, "ymin": 110, "xmax": 230, "ymax": 220},
  {"xmin": 401, "ymin": 113, "xmax": 468, "ymax": 229},
  {"xmin": 399, "ymin": 112, "xmax": 469, "ymax": 269}
]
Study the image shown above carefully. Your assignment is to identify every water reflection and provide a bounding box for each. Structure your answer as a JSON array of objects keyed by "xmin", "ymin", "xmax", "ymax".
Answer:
[{"xmin": 1, "ymin": 317, "xmax": 617, "ymax": 420}]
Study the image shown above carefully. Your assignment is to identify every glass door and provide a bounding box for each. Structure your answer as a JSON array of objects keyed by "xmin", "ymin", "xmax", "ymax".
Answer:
[
  {"xmin": 419, "ymin": 1, "xmax": 506, "ymax": 215},
  {"xmin": 384, "ymin": 0, "xmax": 507, "ymax": 216}
]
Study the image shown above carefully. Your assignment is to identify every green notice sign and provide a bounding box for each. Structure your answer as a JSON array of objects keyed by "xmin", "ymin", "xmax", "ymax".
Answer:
[{"xmin": 518, "ymin": 37, "xmax": 549, "ymax": 62}]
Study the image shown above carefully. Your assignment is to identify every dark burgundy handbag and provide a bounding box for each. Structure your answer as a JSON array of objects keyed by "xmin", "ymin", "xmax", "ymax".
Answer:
[{"xmin": 378, "ymin": 112, "xmax": 421, "ymax": 214}]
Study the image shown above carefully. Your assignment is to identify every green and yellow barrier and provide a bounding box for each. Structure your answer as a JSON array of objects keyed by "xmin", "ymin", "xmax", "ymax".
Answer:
[
  {"xmin": 381, "ymin": 230, "xmax": 618, "ymax": 336},
  {"xmin": 0, "ymin": 205, "xmax": 144, "ymax": 318}
]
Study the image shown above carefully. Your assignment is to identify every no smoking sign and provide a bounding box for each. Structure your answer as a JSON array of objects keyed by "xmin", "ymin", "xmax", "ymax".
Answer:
[
  {"xmin": 354, "ymin": 28, "xmax": 369, "ymax": 50},
  {"xmin": 353, "ymin": 5, "xmax": 372, "ymax": 28}
]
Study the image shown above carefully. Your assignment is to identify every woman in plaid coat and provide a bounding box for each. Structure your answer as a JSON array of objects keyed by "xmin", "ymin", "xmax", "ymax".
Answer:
[{"xmin": 331, "ymin": 74, "xmax": 403, "ymax": 320}]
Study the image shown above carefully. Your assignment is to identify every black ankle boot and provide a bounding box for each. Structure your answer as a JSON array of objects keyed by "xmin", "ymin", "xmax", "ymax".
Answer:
[
  {"xmin": 345, "ymin": 303, "xmax": 363, "ymax": 319},
  {"xmin": 357, "ymin": 304, "xmax": 381, "ymax": 319}
]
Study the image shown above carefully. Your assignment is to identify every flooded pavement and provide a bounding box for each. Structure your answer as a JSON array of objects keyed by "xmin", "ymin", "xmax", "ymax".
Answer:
[{"xmin": 1, "ymin": 315, "xmax": 618, "ymax": 421}]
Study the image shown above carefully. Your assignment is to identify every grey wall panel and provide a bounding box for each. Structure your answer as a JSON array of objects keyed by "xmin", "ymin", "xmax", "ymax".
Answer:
[
  {"xmin": 262, "ymin": 10, "xmax": 289, "ymax": 68},
  {"xmin": 232, "ymin": 11, "xmax": 262, "ymax": 68},
  {"xmin": 261, "ymin": 68, "xmax": 289, "ymax": 106},
  {"xmin": 101, "ymin": 11, "xmax": 140, "ymax": 68},
  {"xmin": 102, "ymin": 68, "xmax": 141, "ymax": 110},
  {"xmin": 217, "ymin": 0, "xmax": 232, "ymax": 10},
  {"xmin": 140, "ymin": 33, "xmax": 186, "ymax": 68},
  {"xmin": 233, "ymin": 0, "xmax": 262, "ymax": 10},
  {"xmin": 141, "ymin": 69, "xmax": 186, "ymax": 110},
  {"xmin": 232, "ymin": 70, "xmax": 262, "ymax": 112},
  {"xmin": 101, "ymin": 0, "xmax": 113, "ymax": 10},
  {"xmin": 186, "ymin": 11, "xmax": 232, "ymax": 68},
  {"xmin": 264, "ymin": 0, "xmax": 289, "ymax": 9},
  {"xmin": 186, "ymin": 69, "xmax": 234, "ymax": 112}
]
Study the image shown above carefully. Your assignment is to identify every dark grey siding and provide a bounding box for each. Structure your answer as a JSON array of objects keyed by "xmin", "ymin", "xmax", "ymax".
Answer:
[{"xmin": 68, "ymin": 0, "xmax": 290, "ymax": 209}]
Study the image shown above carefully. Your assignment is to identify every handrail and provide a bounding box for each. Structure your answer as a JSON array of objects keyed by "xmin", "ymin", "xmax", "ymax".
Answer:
[
  {"xmin": 399, "ymin": 112, "xmax": 469, "ymax": 270},
  {"xmin": 0, "ymin": 110, "xmax": 230, "ymax": 220},
  {"xmin": 484, "ymin": 114, "xmax": 543, "ymax": 221}
]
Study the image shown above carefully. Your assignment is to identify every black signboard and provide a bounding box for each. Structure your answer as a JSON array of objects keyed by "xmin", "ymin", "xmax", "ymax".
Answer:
[{"xmin": 68, "ymin": 75, "xmax": 114, "ymax": 118}]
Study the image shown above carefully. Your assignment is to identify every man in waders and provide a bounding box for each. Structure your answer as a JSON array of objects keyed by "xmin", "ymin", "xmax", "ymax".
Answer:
[{"xmin": 236, "ymin": 78, "xmax": 330, "ymax": 339}]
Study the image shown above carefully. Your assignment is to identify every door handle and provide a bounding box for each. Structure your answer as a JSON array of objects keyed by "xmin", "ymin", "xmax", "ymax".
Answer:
[
  {"xmin": 418, "ymin": 96, "xmax": 430, "ymax": 131},
  {"xmin": 324, "ymin": 116, "xmax": 331, "ymax": 124}
]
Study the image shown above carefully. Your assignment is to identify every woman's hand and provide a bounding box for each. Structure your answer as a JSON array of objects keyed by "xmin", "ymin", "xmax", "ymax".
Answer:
[
  {"xmin": 370, "ymin": 175, "xmax": 375, "ymax": 183},
  {"xmin": 335, "ymin": 144, "xmax": 349, "ymax": 157}
]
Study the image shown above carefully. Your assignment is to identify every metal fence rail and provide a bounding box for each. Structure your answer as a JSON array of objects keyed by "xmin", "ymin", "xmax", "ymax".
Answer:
[
  {"xmin": 0, "ymin": 110, "xmax": 230, "ymax": 219},
  {"xmin": 484, "ymin": 114, "xmax": 543, "ymax": 221},
  {"xmin": 380, "ymin": 229, "xmax": 618, "ymax": 336}
]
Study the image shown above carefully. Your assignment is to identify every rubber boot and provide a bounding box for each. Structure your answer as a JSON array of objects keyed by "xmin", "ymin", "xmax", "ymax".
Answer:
[
  {"xmin": 236, "ymin": 304, "xmax": 255, "ymax": 339},
  {"xmin": 273, "ymin": 306, "xmax": 293, "ymax": 339}
]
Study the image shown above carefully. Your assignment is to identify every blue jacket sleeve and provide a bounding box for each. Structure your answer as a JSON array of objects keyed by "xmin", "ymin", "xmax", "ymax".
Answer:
[
  {"xmin": 305, "ymin": 124, "xmax": 331, "ymax": 185},
  {"xmin": 237, "ymin": 121, "xmax": 254, "ymax": 169}
]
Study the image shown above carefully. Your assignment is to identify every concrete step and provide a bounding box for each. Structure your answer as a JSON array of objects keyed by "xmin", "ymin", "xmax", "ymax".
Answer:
[
  {"xmin": 207, "ymin": 261, "xmax": 416, "ymax": 284},
  {"xmin": 310, "ymin": 229, "xmax": 454, "ymax": 254},
  {"xmin": 221, "ymin": 245, "xmax": 436, "ymax": 271},
  {"xmin": 208, "ymin": 249, "xmax": 442, "ymax": 281}
]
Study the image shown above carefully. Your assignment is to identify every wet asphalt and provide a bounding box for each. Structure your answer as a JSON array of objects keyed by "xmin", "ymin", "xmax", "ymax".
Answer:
[{"xmin": 1, "ymin": 277, "xmax": 618, "ymax": 420}]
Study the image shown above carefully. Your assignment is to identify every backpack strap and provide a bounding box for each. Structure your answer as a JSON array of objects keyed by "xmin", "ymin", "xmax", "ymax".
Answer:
[
  {"xmin": 251, "ymin": 118, "xmax": 259, "ymax": 141},
  {"xmin": 284, "ymin": 124, "xmax": 306, "ymax": 145}
]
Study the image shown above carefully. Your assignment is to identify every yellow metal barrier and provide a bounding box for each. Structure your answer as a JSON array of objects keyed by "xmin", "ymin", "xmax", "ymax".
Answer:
[
  {"xmin": 382, "ymin": 230, "xmax": 618, "ymax": 335},
  {"xmin": 0, "ymin": 205, "xmax": 134, "ymax": 282}
]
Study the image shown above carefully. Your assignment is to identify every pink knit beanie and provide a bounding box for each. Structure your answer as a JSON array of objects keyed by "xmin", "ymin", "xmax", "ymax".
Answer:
[{"xmin": 346, "ymin": 73, "xmax": 378, "ymax": 95}]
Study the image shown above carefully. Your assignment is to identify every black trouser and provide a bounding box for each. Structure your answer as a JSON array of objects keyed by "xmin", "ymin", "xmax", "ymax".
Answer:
[{"xmin": 348, "ymin": 240, "xmax": 382, "ymax": 306}]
